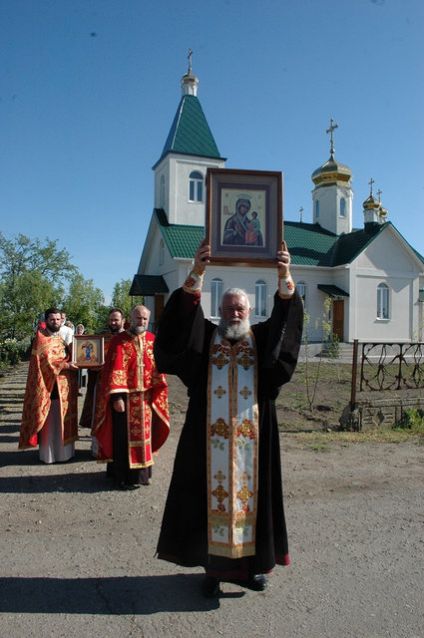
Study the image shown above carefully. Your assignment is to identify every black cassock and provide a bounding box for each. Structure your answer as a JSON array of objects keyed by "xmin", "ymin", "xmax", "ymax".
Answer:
[{"xmin": 154, "ymin": 287, "xmax": 303, "ymax": 581}]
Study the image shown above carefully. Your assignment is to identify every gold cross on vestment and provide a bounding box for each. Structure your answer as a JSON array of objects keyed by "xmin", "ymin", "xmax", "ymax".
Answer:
[
  {"xmin": 214, "ymin": 469, "xmax": 227, "ymax": 483},
  {"xmin": 237, "ymin": 353, "xmax": 254, "ymax": 370},
  {"xmin": 239, "ymin": 385, "xmax": 252, "ymax": 400},
  {"xmin": 214, "ymin": 385, "xmax": 227, "ymax": 399},
  {"xmin": 212, "ymin": 352, "xmax": 229, "ymax": 370},
  {"xmin": 237, "ymin": 484, "xmax": 254, "ymax": 509}
]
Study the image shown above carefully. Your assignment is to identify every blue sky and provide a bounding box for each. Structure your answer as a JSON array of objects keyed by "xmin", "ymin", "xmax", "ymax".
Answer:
[{"xmin": 1, "ymin": 0, "xmax": 423, "ymax": 302}]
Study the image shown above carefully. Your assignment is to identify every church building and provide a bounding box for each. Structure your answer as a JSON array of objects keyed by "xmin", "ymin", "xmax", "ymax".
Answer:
[{"xmin": 131, "ymin": 62, "xmax": 424, "ymax": 343}]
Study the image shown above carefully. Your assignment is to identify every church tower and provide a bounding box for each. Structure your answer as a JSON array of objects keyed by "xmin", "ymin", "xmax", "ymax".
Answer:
[
  {"xmin": 311, "ymin": 119, "xmax": 353, "ymax": 236},
  {"xmin": 362, "ymin": 179, "xmax": 388, "ymax": 229},
  {"xmin": 152, "ymin": 51, "xmax": 226, "ymax": 226}
]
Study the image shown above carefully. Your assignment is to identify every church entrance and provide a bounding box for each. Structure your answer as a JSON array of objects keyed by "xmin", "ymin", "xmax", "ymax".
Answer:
[
  {"xmin": 154, "ymin": 294, "xmax": 165, "ymax": 332},
  {"xmin": 332, "ymin": 299, "xmax": 344, "ymax": 341}
]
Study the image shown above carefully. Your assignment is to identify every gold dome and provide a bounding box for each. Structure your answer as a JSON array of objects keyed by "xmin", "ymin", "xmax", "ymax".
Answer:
[{"xmin": 312, "ymin": 155, "xmax": 352, "ymax": 186}]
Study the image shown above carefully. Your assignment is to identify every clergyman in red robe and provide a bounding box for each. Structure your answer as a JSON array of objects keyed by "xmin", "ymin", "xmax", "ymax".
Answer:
[
  {"xmin": 19, "ymin": 307, "xmax": 78, "ymax": 463},
  {"xmin": 95, "ymin": 305, "xmax": 169, "ymax": 490}
]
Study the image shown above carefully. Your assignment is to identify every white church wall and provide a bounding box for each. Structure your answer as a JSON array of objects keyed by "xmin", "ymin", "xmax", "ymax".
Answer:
[
  {"xmin": 356, "ymin": 228, "xmax": 417, "ymax": 273},
  {"xmin": 159, "ymin": 154, "xmax": 225, "ymax": 226},
  {"xmin": 353, "ymin": 274, "xmax": 412, "ymax": 342},
  {"xmin": 293, "ymin": 266, "xmax": 337, "ymax": 342},
  {"xmin": 351, "ymin": 229, "xmax": 424, "ymax": 342},
  {"xmin": 313, "ymin": 186, "xmax": 351, "ymax": 236}
]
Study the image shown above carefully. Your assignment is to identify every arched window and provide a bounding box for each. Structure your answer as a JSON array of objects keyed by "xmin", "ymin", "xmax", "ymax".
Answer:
[
  {"xmin": 211, "ymin": 278, "xmax": 223, "ymax": 317},
  {"xmin": 255, "ymin": 280, "xmax": 267, "ymax": 317},
  {"xmin": 315, "ymin": 199, "xmax": 320, "ymax": 219},
  {"xmin": 159, "ymin": 175, "xmax": 165, "ymax": 208},
  {"xmin": 189, "ymin": 171, "xmax": 203, "ymax": 202},
  {"xmin": 159, "ymin": 239, "xmax": 164, "ymax": 266},
  {"xmin": 340, "ymin": 197, "xmax": 346, "ymax": 217},
  {"xmin": 377, "ymin": 283, "xmax": 389, "ymax": 319},
  {"xmin": 297, "ymin": 281, "xmax": 307, "ymax": 306}
]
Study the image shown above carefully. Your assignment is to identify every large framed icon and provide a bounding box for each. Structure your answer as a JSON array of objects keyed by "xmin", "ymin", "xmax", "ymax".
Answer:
[{"xmin": 206, "ymin": 168, "xmax": 283, "ymax": 266}]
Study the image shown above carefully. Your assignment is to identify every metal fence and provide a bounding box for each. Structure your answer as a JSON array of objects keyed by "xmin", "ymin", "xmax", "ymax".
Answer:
[{"xmin": 350, "ymin": 340, "xmax": 424, "ymax": 408}]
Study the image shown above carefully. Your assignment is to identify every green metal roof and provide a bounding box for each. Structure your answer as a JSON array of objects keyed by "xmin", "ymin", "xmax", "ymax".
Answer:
[
  {"xmin": 155, "ymin": 213, "xmax": 422, "ymax": 268},
  {"xmin": 317, "ymin": 284, "xmax": 349, "ymax": 297},
  {"xmin": 284, "ymin": 222, "xmax": 338, "ymax": 266},
  {"xmin": 130, "ymin": 274, "xmax": 169, "ymax": 296},
  {"xmin": 155, "ymin": 209, "xmax": 204, "ymax": 258},
  {"xmin": 154, "ymin": 95, "xmax": 223, "ymax": 167}
]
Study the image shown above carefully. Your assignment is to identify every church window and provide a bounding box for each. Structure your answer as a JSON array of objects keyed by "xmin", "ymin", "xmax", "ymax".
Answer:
[
  {"xmin": 211, "ymin": 278, "xmax": 223, "ymax": 317},
  {"xmin": 297, "ymin": 281, "xmax": 307, "ymax": 306},
  {"xmin": 189, "ymin": 171, "xmax": 203, "ymax": 202},
  {"xmin": 159, "ymin": 239, "xmax": 164, "ymax": 266},
  {"xmin": 255, "ymin": 280, "xmax": 267, "ymax": 317},
  {"xmin": 315, "ymin": 200, "xmax": 320, "ymax": 219},
  {"xmin": 377, "ymin": 283, "xmax": 389, "ymax": 319},
  {"xmin": 340, "ymin": 197, "xmax": 346, "ymax": 217},
  {"xmin": 159, "ymin": 175, "xmax": 165, "ymax": 208}
]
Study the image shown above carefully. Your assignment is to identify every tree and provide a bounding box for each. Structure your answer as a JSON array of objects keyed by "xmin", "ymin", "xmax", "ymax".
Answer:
[
  {"xmin": 0, "ymin": 233, "xmax": 76, "ymax": 340},
  {"xmin": 111, "ymin": 279, "xmax": 143, "ymax": 320},
  {"xmin": 62, "ymin": 272, "xmax": 106, "ymax": 333}
]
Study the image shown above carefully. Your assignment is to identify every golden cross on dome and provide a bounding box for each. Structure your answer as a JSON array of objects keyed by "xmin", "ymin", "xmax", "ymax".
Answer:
[
  {"xmin": 369, "ymin": 177, "xmax": 375, "ymax": 196},
  {"xmin": 377, "ymin": 188, "xmax": 382, "ymax": 202},
  {"xmin": 187, "ymin": 48, "xmax": 193, "ymax": 73},
  {"xmin": 326, "ymin": 118, "xmax": 338, "ymax": 158}
]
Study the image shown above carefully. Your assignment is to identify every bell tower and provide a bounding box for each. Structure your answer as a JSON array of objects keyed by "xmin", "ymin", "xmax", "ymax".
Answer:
[{"xmin": 311, "ymin": 119, "xmax": 353, "ymax": 236}]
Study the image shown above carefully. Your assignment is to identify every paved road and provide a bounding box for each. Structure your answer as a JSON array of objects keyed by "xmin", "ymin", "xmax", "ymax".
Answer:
[{"xmin": 0, "ymin": 363, "xmax": 423, "ymax": 638}]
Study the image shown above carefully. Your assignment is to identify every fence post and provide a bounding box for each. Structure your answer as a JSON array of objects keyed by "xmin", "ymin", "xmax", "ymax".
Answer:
[{"xmin": 350, "ymin": 339, "xmax": 359, "ymax": 410}]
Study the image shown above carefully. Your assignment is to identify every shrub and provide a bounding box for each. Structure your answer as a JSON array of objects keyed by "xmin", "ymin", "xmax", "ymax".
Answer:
[
  {"xmin": 0, "ymin": 337, "xmax": 30, "ymax": 368},
  {"xmin": 395, "ymin": 408, "xmax": 424, "ymax": 433}
]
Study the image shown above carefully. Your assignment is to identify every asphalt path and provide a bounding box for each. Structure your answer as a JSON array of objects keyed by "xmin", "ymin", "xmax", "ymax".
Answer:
[{"xmin": 0, "ymin": 364, "xmax": 423, "ymax": 638}]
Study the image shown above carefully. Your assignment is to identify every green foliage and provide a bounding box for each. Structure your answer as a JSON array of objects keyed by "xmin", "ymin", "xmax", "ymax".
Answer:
[
  {"xmin": 301, "ymin": 296, "xmax": 341, "ymax": 411},
  {"xmin": 112, "ymin": 279, "xmax": 143, "ymax": 320},
  {"xmin": 395, "ymin": 408, "xmax": 424, "ymax": 433},
  {"xmin": 302, "ymin": 311, "xmax": 323, "ymax": 411},
  {"xmin": 0, "ymin": 233, "xmax": 75, "ymax": 340},
  {"xmin": 0, "ymin": 337, "xmax": 30, "ymax": 369},
  {"xmin": 0, "ymin": 233, "xmax": 147, "ymax": 366},
  {"xmin": 62, "ymin": 272, "xmax": 105, "ymax": 333}
]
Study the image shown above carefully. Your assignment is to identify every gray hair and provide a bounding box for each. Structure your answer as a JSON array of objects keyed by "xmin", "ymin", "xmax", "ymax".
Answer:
[{"xmin": 220, "ymin": 288, "xmax": 250, "ymax": 309}]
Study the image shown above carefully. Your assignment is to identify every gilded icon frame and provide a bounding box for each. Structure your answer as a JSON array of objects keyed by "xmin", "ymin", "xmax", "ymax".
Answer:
[
  {"xmin": 71, "ymin": 335, "xmax": 105, "ymax": 368},
  {"xmin": 205, "ymin": 168, "xmax": 283, "ymax": 266}
]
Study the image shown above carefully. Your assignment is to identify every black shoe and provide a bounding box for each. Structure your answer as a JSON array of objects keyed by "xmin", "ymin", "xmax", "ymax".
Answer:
[
  {"xmin": 201, "ymin": 576, "xmax": 221, "ymax": 598},
  {"xmin": 246, "ymin": 574, "xmax": 268, "ymax": 591},
  {"xmin": 118, "ymin": 482, "xmax": 140, "ymax": 491}
]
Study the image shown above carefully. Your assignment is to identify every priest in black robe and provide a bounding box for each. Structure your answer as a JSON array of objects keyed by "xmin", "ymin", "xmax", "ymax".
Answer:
[{"xmin": 154, "ymin": 240, "xmax": 303, "ymax": 596}]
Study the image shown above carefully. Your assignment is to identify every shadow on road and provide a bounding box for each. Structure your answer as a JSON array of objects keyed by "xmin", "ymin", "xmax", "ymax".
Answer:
[
  {"xmin": 0, "ymin": 469, "xmax": 113, "ymax": 494},
  {"xmin": 0, "ymin": 574, "xmax": 244, "ymax": 613}
]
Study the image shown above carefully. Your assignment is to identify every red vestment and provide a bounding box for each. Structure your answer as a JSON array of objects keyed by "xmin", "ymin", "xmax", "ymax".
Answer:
[
  {"xmin": 19, "ymin": 330, "xmax": 78, "ymax": 449},
  {"xmin": 95, "ymin": 330, "xmax": 169, "ymax": 468}
]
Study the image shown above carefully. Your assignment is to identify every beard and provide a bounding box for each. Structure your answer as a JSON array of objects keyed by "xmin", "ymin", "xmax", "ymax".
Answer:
[
  {"xmin": 109, "ymin": 325, "xmax": 123, "ymax": 334},
  {"xmin": 217, "ymin": 317, "xmax": 250, "ymax": 341},
  {"xmin": 130, "ymin": 325, "xmax": 147, "ymax": 335},
  {"xmin": 47, "ymin": 324, "xmax": 61, "ymax": 333}
]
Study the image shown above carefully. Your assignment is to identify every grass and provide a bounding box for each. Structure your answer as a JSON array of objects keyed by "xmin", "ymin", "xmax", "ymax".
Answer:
[{"xmin": 277, "ymin": 360, "xmax": 424, "ymax": 444}]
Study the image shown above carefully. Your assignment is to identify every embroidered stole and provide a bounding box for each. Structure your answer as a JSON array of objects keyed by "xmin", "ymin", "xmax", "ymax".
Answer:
[{"xmin": 207, "ymin": 330, "xmax": 259, "ymax": 558}]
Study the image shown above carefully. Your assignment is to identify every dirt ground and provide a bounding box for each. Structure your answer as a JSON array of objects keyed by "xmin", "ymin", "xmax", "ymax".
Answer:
[{"xmin": 0, "ymin": 365, "xmax": 423, "ymax": 638}]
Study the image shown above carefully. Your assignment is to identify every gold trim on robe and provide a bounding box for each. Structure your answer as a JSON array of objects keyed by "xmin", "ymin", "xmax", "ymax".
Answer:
[
  {"xmin": 95, "ymin": 330, "xmax": 170, "ymax": 468},
  {"xmin": 19, "ymin": 330, "xmax": 78, "ymax": 449},
  {"xmin": 207, "ymin": 330, "xmax": 259, "ymax": 558}
]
